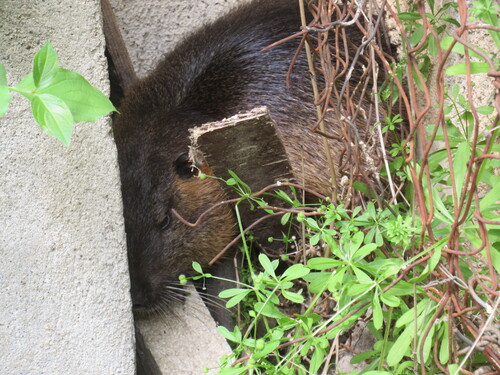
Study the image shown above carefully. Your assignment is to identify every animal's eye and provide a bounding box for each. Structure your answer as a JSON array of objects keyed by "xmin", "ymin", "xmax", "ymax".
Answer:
[
  {"xmin": 173, "ymin": 152, "xmax": 195, "ymax": 179},
  {"xmin": 159, "ymin": 213, "xmax": 171, "ymax": 231}
]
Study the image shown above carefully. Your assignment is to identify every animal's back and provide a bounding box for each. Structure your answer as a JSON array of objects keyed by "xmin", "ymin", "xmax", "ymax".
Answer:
[{"xmin": 112, "ymin": 0, "xmax": 383, "ymax": 311}]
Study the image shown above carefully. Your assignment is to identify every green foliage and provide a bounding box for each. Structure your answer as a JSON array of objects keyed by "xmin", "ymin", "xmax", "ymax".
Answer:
[
  {"xmin": 188, "ymin": 1, "xmax": 499, "ymax": 374},
  {"xmin": 0, "ymin": 42, "xmax": 116, "ymax": 145}
]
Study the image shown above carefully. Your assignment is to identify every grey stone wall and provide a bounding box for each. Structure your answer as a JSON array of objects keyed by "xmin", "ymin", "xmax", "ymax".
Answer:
[{"xmin": 0, "ymin": 1, "xmax": 135, "ymax": 374}]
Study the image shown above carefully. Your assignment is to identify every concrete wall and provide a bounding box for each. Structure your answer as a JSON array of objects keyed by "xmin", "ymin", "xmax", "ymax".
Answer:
[{"xmin": 0, "ymin": 1, "xmax": 135, "ymax": 374}]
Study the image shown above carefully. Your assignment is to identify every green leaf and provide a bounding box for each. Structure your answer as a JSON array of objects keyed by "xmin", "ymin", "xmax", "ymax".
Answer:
[
  {"xmin": 225, "ymin": 290, "xmax": 251, "ymax": 308},
  {"xmin": 372, "ymin": 292, "xmax": 383, "ymax": 330},
  {"xmin": 476, "ymin": 105, "xmax": 494, "ymax": 115},
  {"xmin": 327, "ymin": 267, "xmax": 346, "ymax": 292},
  {"xmin": 348, "ymin": 231, "xmax": 364, "ymax": 258},
  {"xmin": 281, "ymin": 211, "xmax": 291, "ymax": 225},
  {"xmin": 417, "ymin": 324, "xmax": 435, "ymax": 364},
  {"xmin": 387, "ymin": 323, "xmax": 413, "ymax": 366},
  {"xmin": 364, "ymin": 372, "xmax": 393, "ymax": 375},
  {"xmin": 219, "ymin": 287, "xmax": 251, "ymax": 299},
  {"xmin": 439, "ymin": 321, "xmax": 450, "ymax": 364},
  {"xmin": 192, "ymin": 261, "xmax": 203, "ymax": 274},
  {"xmin": 31, "ymin": 93, "xmax": 73, "ymax": 145},
  {"xmin": 254, "ymin": 301, "xmax": 285, "ymax": 319},
  {"xmin": 396, "ymin": 299, "xmax": 430, "ymax": 328},
  {"xmin": 398, "ymin": 12, "xmax": 422, "ymax": 20},
  {"xmin": 0, "ymin": 86, "xmax": 10, "ymax": 117},
  {"xmin": 309, "ymin": 344, "xmax": 326, "ymax": 374},
  {"xmin": 15, "ymin": 72, "xmax": 36, "ymax": 95},
  {"xmin": 282, "ymin": 289, "xmax": 304, "ymax": 304},
  {"xmin": 281, "ymin": 264, "xmax": 310, "ymax": 281},
  {"xmin": 39, "ymin": 69, "xmax": 115, "ymax": 122},
  {"xmin": 408, "ymin": 240, "xmax": 444, "ymax": 283},
  {"xmin": 258, "ymin": 253, "xmax": 277, "ymax": 278},
  {"xmin": 352, "ymin": 181, "xmax": 369, "ymax": 195},
  {"xmin": 480, "ymin": 182, "xmax": 500, "ymax": 211},
  {"xmin": 307, "ymin": 257, "xmax": 344, "ymax": 270},
  {"xmin": 440, "ymin": 36, "xmax": 484, "ymax": 60},
  {"xmin": 217, "ymin": 325, "xmax": 241, "ymax": 344},
  {"xmin": 0, "ymin": 64, "xmax": 7, "ymax": 86},
  {"xmin": 380, "ymin": 293, "xmax": 401, "ymax": 307},
  {"xmin": 353, "ymin": 243, "xmax": 377, "ymax": 261},
  {"xmin": 445, "ymin": 62, "xmax": 491, "ymax": 75},
  {"xmin": 33, "ymin": 42, "xmax": 59, "ymax": 88}
]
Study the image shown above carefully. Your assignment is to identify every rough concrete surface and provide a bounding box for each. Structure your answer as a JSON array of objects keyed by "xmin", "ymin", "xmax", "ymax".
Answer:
[
  {"xmin": 0, "ymin": 1, "xmax": 135, "ymax": 374},
  {"xmin": 136, "ymin": 284, "xmax": 232, "ymax": 375}
]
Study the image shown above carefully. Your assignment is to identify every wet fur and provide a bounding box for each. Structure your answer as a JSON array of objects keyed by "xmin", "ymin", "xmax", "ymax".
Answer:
[{"xmin": 112, "ymin": 0, "xmax": 390, "ymax": 312}]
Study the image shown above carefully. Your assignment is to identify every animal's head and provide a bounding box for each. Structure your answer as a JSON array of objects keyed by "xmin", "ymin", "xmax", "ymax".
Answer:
[{"xmin": 112, "ymin": 82, "xmax": 235, "ymax": 315}]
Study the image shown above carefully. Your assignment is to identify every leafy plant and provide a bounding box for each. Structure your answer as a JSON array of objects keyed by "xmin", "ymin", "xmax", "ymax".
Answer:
[
  {"xmin": 0, "ymin": 42, "xmax": 116, "ymax": 145},
  {"xmin": 184, "ymin": 0, "xmax": 499, "ymax": 374}
]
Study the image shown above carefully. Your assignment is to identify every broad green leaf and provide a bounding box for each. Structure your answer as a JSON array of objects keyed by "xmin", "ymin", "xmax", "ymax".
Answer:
[
  {"xmin": 440, "ymin": 36, "xmax": 484, "ymax": 60},
  {"xmin": 280, "ymin": 211, "xmax": 291, "ymax": 225},
  {"xmin": 383, "ymin": 280, "xmax": 415, "ymax": 296},
  {"xmin": 305, "ymin": 217, "xmax": 321, "ymax": 231},
  {"xmin": 0, "ymin": 64, "xmax": 7, "ymax": 86},
  {"xmin": 304, "ymin": 271, "xmax": 331, "ymax": 293},
  {"xmin": 352, "ymin": 266, "xmax": 372, "ymax": 283},
  {"xmin": 281, "ymin": 263, "xmax": 310, "ymax": 281},
  {"xmin": 352, "ymin": 181, "xmax": 369, "ymax": 195},
  {"xmin": 33, "ymin": 42, "xmax": 59, "ymax": 88},
  {"xmin": 0, "ymin": 86, "xmax": 10, "ymax": 117},
  {"xmin": 396, "ymin": 299, "xmax": 430, "ymax": 328},
  {"xmin": 380, "ymin": 293, "xmax": 401, "ymax": 307},
  {"xmin": 254, "ymin": 301, "xmax": 285, "ymax": 319},
  {"xmin": 39, "ymin": 69, "xmax": 115, "ymax": 122},
  {"xmin": 216, "ymin": 325, "xmax": 241, "ymax": 343},
  {"xmin": 439, "ymin": 321, "xmax": 450, "ymax": 364},
  {"xmin": 387, "ymin": 322, "xmax": 413, "ymax": 366},
  {"xmin": 353, "ymin": 243, "xmax": 377, "ymax": 260},
  {"xmin": 258, "ymin": 253, "xmax": 276, "ymax": 278},
  {"xmin": 476, "ymin": 105, "xmax": 494, "ymax": 115},
  {"xmin": 307, "ymin": 257, "xmax": 344, "ymax": 270},
  {"xmin": 327, "ymin": 267, "xmax": 346, "ymax": 292},
  {"xmin": 445, "ymin": 62, "xmax": 491, "ymax": 75},
  {"xmin": 417, "ymin": 324, "xmax": 435, "ymax": 364},
  {"xmin": 348, "ymin": 231, "xmax": 364, "ymax": 257},
  {"xmin": 282, "ymin": 289, "xmax": 304, "ymax": 304},
  {"xmin": 480, "ymin": 182, "xmax": 500, "ymax": 211},
  {"xmin": 397, "ymin": 12, "xmax": 421, "ymax": 20},
  {"xmin": 219, "ymin": 288, "xmax": 251, "ymax": 299},
  {"xmin": 347, "ymin": 281, "xmax": 373, "ymax": 296},
  {"xmin": 31, "ymin": 93, "xmax": 73, "ymax": 145},
  {"xmin": 372, "ymin": 292, "xmax": 383, "ymax": 330},
  {"xmin": 409, "ymin": 25, "xmax": 424, "ymax": 47},
  {"xmin": 192, "ymin": 261, "xmax": 203, "ymax": 274},
  {"xmin": 15, "ymin": 72, "xmax": 36, "ymax": 95},
  {"xmin": 309, "ymin": 344, "xmax": 326, "ymax": 374},
  {"xmin": 408, "ymin": 240, "xmax": 444, "ymax": 283},
  {"xmin": 226, "ymin": 290, "xmax": 251, "ymax": 308}
]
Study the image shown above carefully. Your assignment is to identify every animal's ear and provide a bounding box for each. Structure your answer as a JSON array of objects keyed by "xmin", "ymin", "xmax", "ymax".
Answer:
[
  {"xmin": 173, "ymin": 152, "xmax": 196, "ymax": 179},
  {"xmin": 100, "ymin": 0, "xmax": 138, "ymax": 108}
]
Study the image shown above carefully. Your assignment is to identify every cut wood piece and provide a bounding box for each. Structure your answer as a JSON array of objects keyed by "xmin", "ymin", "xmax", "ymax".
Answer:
[{"xmin": 189, "ymin": 106, "xmax": 295, "ymax": 245}]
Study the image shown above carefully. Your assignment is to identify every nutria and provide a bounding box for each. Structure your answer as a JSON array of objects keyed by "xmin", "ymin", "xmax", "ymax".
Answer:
[{"xmin": 111, "ymin": 0, "xmax": 396, "ymax": 314}]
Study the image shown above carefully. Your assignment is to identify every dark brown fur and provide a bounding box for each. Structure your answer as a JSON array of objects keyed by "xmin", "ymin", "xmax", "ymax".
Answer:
[{"xmin": 112, "ymin": 0, "xmax": 394, "ymax": 313}]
